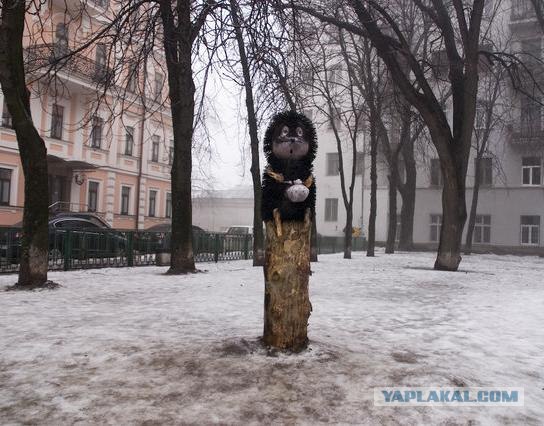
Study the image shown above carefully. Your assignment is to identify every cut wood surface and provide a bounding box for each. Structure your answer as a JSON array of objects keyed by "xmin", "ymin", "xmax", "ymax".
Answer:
[{"xmin": 263, "ymin": 213, "xmax": 312, "ymax": 352}]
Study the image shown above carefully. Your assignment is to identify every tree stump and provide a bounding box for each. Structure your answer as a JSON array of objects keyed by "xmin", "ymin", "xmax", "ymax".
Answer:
[{"xmin": 262, "ymin": 211, "xmax": 312, "ymax": 352}]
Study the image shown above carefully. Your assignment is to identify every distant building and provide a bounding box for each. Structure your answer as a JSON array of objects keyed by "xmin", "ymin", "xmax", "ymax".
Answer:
[{"xmin": 193, "ymin": 185, "xmax": 254, "ymax": 232}]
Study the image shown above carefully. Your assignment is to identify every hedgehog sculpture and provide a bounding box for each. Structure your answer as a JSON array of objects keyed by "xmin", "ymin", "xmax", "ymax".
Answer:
[{"xmin": 261, "ymin": 111, "xmax": 317, "ymax": 236}]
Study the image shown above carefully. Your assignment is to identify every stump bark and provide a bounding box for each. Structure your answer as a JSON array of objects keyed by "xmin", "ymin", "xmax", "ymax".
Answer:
[{"xmin": 263, "ymin": 213, "xmax": 312, "ymax": 352}]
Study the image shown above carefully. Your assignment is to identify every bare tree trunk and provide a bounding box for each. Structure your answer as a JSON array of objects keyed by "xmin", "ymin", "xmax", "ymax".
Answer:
[
  {"xmin": 435, "ymin": 165, "xmax": 466, "ymax": 271},
  {"xmin": 385, "ymin": 170, "xmax": 397, "ymax": 254},
  {"xmin": 398, "ymin": 137, "xmax": 416, "ymax": 251},
  {"xmin": 367, "ymin": 122, "xmax": 378, "ymax": 257},
  {"xmin": 160, "ymin": 0, "xmax": 196, "ymax": 274},
  {"xmin": 263, "ymin": 216, "xmax": 312, "ymax": 352},
  {"xmin": 465, "ymin": 159, "xmax": 482, "ymax": 255},
  {"xmin": 344, "ymin": 207, "xmax": 353, "ymax": 259},
  {"xmin": 229, "ymin": 0, "xmax": 264, "ymax": 266},
  {"xmin": 0, "ymin": 0, "xmax": 49, "ymax": 287}
]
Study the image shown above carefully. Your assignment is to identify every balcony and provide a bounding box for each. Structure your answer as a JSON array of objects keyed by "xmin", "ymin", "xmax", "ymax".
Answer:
[
  {"xmin": 25, "ymin": 44, "xmax": 113, "ymax": 87},
  {"xmin": 510, "ymin": 126, "xmax": 544, "ymax": 145}
]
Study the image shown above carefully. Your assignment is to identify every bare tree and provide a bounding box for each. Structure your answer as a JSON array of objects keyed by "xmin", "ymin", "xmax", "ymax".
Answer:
[
  {"xmin": 0, "ymin": 0, "xmax": 50, "ymax": 288},
  {"xmin": 464, "ymin": 64, "xmax": 507, "ymax": 254},
  {"xmin": 227, "ymin": 0, "xmax": 265, "ymax": 266},
  {"xmin": 297, "ymin": 24, "xmax": 364, "ymax": 259},
  {"xmin": 278, "ymin": 0, "xmax": 487, "ymax": 271}
]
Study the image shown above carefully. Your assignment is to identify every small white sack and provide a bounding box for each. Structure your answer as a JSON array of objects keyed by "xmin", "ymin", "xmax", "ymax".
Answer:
[{"xmin": 286, "ymin": 183, "xmax": 310, "ymax": 203}]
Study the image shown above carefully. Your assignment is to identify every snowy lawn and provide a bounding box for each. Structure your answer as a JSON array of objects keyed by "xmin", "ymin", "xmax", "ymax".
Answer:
[{"xmin": 0, "ymin": 250, "xmax": 543, "ymax": 425}]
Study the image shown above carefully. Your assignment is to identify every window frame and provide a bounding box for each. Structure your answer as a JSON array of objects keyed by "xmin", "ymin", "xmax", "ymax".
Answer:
[
  {"xmin": 87, "ymin": 181, "xmax": 99, "ymax": 212},
  {"xmin": 125, "ymin": 126, "xmax": 134, "ymax": 156},
  {"xmin": 148, "ymin": 190, "xmax": 157, "ymax": 217},
  {"xmin": 521, "ymin": 156, "xmax": 541, "ymax": 186},
  {"xmin": 324, "ymin": 198, "xmax": 338, "ymax": 222},
  {"xmin": 151, "ymin": 136, "xmax": 160, "ymax": 163},
  {"xmin": 473, "ymin": 214, "xmax": 491, "ymax": 244},
  {"xmin": 326, "ymin": 152, "xmax": 340, "ymax": 176},
  {"xmin": 90, "ymin": 115, "xmax": 103, "ymax": 149},
  {"xmin": 0, "ymin": 167, "xmax": 12, "ymax": 206},
  {"xmin": 50, "ymin": 103, "xmax": 64, "ymax": 140},
  {"xmin": 120, "ymin": 186, "xmax": 131, "ymax": 215},
  {"xmin": 521, "ymin": 215, "xmax": 540, "ymax": 246},
  {"xmin": 430, "ymin": 214, "xmax": 442, "ymax": 242},
  {"xmin": 476, "ymin": 157, "xmax": 493, "ymax": 186},
  {"xmin": 165, "ymin": 192, "xmax": 172, "ymax": 218}
]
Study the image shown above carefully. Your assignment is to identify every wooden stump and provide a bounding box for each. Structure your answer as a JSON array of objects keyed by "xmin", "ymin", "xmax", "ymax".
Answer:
[{"xmin": 262, "ymin": 211, "xmax": 312, "ymax": 352}]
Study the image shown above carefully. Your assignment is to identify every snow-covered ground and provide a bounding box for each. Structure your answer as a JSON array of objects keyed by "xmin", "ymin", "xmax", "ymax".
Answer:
[{"xmin": 0, "ymin": 250, "xmax": 543, "ymax": 425}]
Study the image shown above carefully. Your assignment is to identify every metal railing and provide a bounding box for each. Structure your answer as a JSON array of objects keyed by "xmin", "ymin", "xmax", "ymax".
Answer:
[
  {"xmin": 0, "ymin": 227, "xmax": 366, "ymax": 273},
  {"xmin": 25, "ymin": 44, "xmax": 113, "ymax": 86}
]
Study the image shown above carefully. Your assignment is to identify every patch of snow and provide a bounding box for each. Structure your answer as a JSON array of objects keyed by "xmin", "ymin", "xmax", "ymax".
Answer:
[{"xmin": 0, "ymin": 250, "xmax": 543, "ymax": 424}]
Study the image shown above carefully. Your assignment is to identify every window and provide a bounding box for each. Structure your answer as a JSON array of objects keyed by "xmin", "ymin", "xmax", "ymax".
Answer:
[
  {"xmin": 50, "ymin": 104, "xmax": 64, "ymax": 140},
  {"xmin": 91, "ymin": 0, "xmax": 109, "ymax": 8},
  {"xmin": 430, "ymin": 214, "xmax": 442, "ymax": 242},
  {"xmin": 1, "ymin": 99, "xmax": 12, "ymax": 128},
  {"xmin": 521, "ymin": 215, "xmax": 540, "ymax": 245},
  {"xmin": 126, "ymin": 65, "xmax": 138, "ymax": 93},
  {"xmin": 151, "ymin": 136, "xmax": 160, "ymax": 162},
  {"xmin": 324, "ymin": 198, "xmax": 338, "ymax": 222},
  {"xmin": 430, "ymin": 49, "xmax": 448, "ymax": 78},
  {"xmin": 95, "ymin": 43, "xmax": 107, "ymax": 79},
  {"xmin": 165, "ymin": 193, "xmax": 172, "ymax": 218},
  {"xmin": 168, "ymin": 145, "xmax": 174, "ymax": 165},
  {"xmin": 355, "ymin": 151, "xmax": 364, "ymax": 175},
  {"xmin": 511, "ymin": 0, "xmax": 535, "ymax": 20},
  {"xmin": 474, "ymin": 215, "xmax": 491, "ymax": 244},
  {"xmin": 0, "ymin": 168, "xmax": 12, "ymax": 206},
  {"xmin": 476, "ymin": 157, "xmax": 493, "ymax": 186},
  {"xmin": 301, "ymin": 69, "xmax": 314, "ymax": 86},
  {"xmin": 148, "ymin": 190, "xmax": 157, "ymax": 217},
  {"xmin": 326, "ymin": 153, "xmax": 340, "ymax": 176},
  {"xmin": 54, "ymin": 23, "xmax": 69, "ymax": 56},
  {"xmin": 121, "ymin": 186, "xmax": 130, "ymax": 215},
  {"xmin": 520, "ymin": 95, "xmax": 542, "ymax": 136},
  {"xmin": 125, "ymin": 126, "xmax": 134, "ymax": 156},
  {"xmin": 90, "ymin": 116, "xmax": 103, "ymax": 148},
  {"xmin": 154, "ymin": 72, "xmax": 164, "ymax": 99},
  {"xmin": 88, "ymin": 181, "xmax": 99, "ymax": 212},
  {"xmin": 522, "ymin": 157, "xmax": 541, "ymax": 185},
  {"xmin": 474, "ymin": 99, "xmax": 488, "ymax": 130},
  {"xmin": 327, "ymin": 65, "xmax": 342, "ymax": 85},
  {"xmin": 430, "ymin": 158, "xmax": 442, "ymax": 186}
]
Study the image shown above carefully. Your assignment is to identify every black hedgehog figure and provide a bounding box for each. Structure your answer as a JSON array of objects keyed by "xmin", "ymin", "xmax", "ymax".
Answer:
[{"xmin": 261, "ymin": 111, "xmax": 317, "ymax": 228}]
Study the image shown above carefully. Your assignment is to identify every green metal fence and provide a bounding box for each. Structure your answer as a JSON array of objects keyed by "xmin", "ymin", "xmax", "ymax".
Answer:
[{"xmin": 0, "ymin": 226, "xmax": 365, "ymax": 273}]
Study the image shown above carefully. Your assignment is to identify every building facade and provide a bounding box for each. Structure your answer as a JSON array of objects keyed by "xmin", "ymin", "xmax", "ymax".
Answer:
[
  {"xmin": 0, "ymin": 0, "xmax": 173, "ymax": 230},
  {"xmin": 311, "ymin": 0, "xmax": 544, "ymax": 252}
]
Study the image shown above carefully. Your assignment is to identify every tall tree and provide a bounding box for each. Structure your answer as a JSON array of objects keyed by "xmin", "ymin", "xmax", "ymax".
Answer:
[
  {"xmin": 298, "ymin": 24, "xmax": 364, "ymax": 259},
  {"xmin": 464, "ymin": 65, "xmax": 506, "ymax": 254},
  {"xmin": 228, "ymin": 0, "xmax": 265, "ymax": 266},
  {"xmin": 0, "ymin": 0, "xmax": 50, "ymax": 287},
  {"xmin": 279, "ymin": 0, "xmax": 487, "ymax": 271}
]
